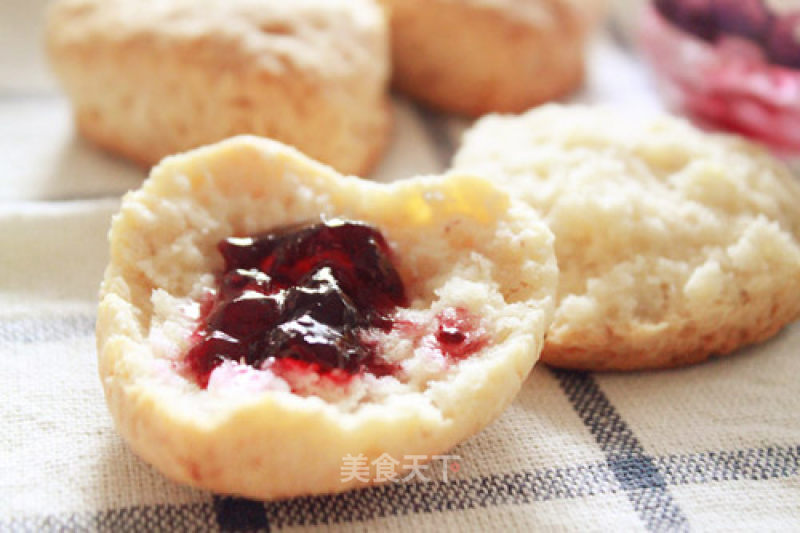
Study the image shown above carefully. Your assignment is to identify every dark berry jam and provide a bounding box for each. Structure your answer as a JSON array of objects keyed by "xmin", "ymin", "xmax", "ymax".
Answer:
[
  {"xmin": 654, "ymin": 0, "xmax": 720, "ymax": 42},
  {"xmin": 641, "ymin": 2, "xmax": 800, "ymax": 155},
  {"xmin": 185, "ymin": 219, "xmax": 408, "ymax": 388},
  {"xmin": 653, "ymin": 0, "xmax": 800, "ymax": 69},
  {"xmin": 766, "ymin": 13, "xmax": 800, "ymax": 69}
]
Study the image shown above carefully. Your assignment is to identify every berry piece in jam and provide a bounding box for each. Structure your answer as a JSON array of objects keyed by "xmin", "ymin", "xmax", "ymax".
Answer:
[
  {"xmin": 435, "ymin": 308, "xmax": 488, "ymax": 361},
  {"xmin": 184, "ymin": 219, "xmax": 408, "ymax": 387}
]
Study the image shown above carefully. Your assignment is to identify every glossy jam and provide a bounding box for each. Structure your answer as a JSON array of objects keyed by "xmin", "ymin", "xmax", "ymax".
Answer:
[
  {"xmin": 184, "ymin": 220, "xmax": 489, "ymax": 390},
  {"xmin": 185, "ymin": 220, "xmax": 407, "ymax": 387}
]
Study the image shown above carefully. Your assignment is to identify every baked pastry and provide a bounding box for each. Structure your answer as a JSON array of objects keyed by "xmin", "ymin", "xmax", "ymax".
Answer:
[
  {"xmin": 454, "ymin": 105, "xmax": 800, "ymax": 371},
  {"xmin": 96, "ymin": 136, "xmax": 557, "ymax": 499},
  {"xmin": 379, "ymin": 0, "xmax": 601, "ymax": 116},
  {"xmin": 45, "ymin": 0, "xmax": 390, "ymax": 176}
]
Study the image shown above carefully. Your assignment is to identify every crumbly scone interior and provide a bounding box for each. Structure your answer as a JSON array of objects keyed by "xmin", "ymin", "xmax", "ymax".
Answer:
[
  {"xmin": 99, "ymin": 136, "xmax": 556, "ymax": 425},
  {"xmin": 454, "ymin": 106, "xmax": 800, "ymax": 346}
]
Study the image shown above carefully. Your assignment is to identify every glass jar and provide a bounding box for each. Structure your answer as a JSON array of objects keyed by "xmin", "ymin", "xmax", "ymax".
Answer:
[{"xmin": 639, "ymin": 0, "xmax": 800, "ymax": 162}]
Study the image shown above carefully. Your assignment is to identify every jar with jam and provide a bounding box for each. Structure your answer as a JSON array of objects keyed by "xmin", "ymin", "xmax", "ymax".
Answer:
[{"xmin": 639, "ymin": 0, "xmax": 800, "ymax": 161}]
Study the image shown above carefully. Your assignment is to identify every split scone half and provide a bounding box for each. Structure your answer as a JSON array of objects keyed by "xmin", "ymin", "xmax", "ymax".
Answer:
[
  {"xmin": 454, "ymin": 105, "xmax": 800, "ymax": 371},
  {"xmin": 96, "ymin": 136, "xmax": 557, "ymax": 499},
  {"xmin": 46, "ymin": 0, "xmax": 390, "ymax": 176},
  {"xmin": 378, "ymin": 0, "xmax": 604, "ymax": 116}
]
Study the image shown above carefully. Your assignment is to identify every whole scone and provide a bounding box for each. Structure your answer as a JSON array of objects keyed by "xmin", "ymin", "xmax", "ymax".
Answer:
[
  {"xmin": 454, "ymin": 105, "xmax": 800, "ymax": 371},
  {"xmin": 46, "ymin": 0, "xmax": 391, "ymax": 176},
  {"xmin": 379, "ymin": 0, "xmax": 602, "ymax": 116},
  {"xmin": 96, "ymin": 136, "xmax": 557, "ymax": 499}
]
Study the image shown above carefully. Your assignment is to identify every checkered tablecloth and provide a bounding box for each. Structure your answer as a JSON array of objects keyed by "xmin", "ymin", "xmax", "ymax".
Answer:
[{"xmin": 1, "ymin": 2, "xmax": 799, "ymax": 531}]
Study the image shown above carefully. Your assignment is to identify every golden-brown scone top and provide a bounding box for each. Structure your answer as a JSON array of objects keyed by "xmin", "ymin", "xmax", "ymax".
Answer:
[
  {"xmin": 96, "ymin": 136, "xmax": 557, "ymax": 500},
  {"xmin": 379, "ymin": 0, "xmax": 605, "ymax": 116},
  {"xmin": 454, "ymin": 105, "xmax": 800, "ymax": 371},
  {"xmin": 46, "ymin": 0, "xmax": 390, "ymax": 176}
]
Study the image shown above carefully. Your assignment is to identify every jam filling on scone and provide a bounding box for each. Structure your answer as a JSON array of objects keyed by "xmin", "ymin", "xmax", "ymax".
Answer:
[{"xmin": 184, "ymin": 219, "xmax": 487, "ymax": 388}]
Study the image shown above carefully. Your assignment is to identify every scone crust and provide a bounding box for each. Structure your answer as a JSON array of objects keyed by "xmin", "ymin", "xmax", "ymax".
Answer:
[
  {"xmin": 46, "ymin": 0, "xmax": 390, "ymax": 176},
  {"xmin": 380, "ymin": 0, "xmax": 596, "ymax": 116},
  {"xmin": 454, "ymin": 105, "xmax": 800, "ymax": 371},
  {"xmin": 96, "ymin": 136, "xmax": 557, "ymax": 499}
]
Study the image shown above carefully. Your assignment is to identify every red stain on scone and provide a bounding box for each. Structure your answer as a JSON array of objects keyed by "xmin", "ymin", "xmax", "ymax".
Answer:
[
  {"xmin": 183, "ymin": 219, "xmax": 487, "ymax": 390},
  {"xmin": 435, "ymin": 307, "xmax": 488, "ymax": 361}
]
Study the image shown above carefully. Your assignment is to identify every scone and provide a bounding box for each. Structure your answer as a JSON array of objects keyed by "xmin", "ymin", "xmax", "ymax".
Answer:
[
  {"xmin": 45, "ymin": 0, "xmax": 390, "ymax": 176},
  {"xmin": 454, "ymin": 105, "xmax": 800, "ymax": 371},
  {"xmin": 379, "ymin": 0, "xmax": 602, "ymax": 116},
  {"xmin": 96, "ymin": 136, "xmax": 558, "ymax": 499}
]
